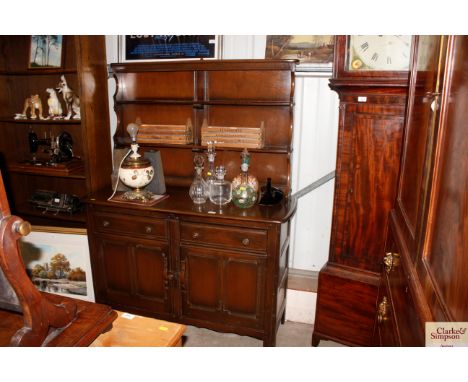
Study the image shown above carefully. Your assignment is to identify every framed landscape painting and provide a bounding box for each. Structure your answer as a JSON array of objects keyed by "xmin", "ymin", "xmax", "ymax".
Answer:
[
  {"xmin": 19, "ymin": 226, "xmax": 94, "ymax": 302},
  {"xmin": 29, "ymin": 35, "xmax": 63, "ymax": 68},
  {"xmin": 265, "ymin": 35, "xmax": 334, "ymax": 70}
]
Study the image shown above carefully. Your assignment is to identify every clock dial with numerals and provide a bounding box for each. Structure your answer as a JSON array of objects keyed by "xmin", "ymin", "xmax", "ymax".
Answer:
[{"xmin": 347, "ymin": 35, "xmax": 411, "ymax": 71}]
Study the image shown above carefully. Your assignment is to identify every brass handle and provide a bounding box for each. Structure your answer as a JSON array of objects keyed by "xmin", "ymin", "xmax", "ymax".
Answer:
[
  {"xmin": 167, "ymin": 272, "xmax": 174, "ymax": 281},
  {"xmin": 145, "ymin": 225, "xmax": 152, "ymax": 233},
  {"xmin": 242, "ymin": 238, "xmax": 250, "ymax": 246},
  {"xmin": 14, "ymin": 220, "xmax": 31, "ymax": 236},
  {"xmin": 102, "ymin": 220, "xmax": 110, "ymax": 227},
  {"xmin": 377, "ymin": 296, "xmax": 389, "ymax": 324},
  {"xmin": 192, "ymin": 232, "xmax": 199, "ymax": 239},
  {"xmin": 383, "ymin": 252, "xmax": 400, "ymax": 274}
]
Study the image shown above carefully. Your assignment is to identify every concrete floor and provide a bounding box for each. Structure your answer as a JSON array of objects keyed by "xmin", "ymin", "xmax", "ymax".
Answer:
[{"xmin": 182, "ymin": 321, "xmax": 344, "ymax": 347}]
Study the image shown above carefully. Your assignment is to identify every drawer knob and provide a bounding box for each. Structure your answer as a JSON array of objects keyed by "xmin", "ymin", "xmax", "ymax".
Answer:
[
  {"xmin": 192, "ymin": 232, "xmax": 200, "ymax": 239},
  {"xmin": 242, "ymin": 238, "xmax": 250, "ymax": 246},
  {"xmin": 383, "ymin": 252, "xmax": 400, "ymax": 274},
  {"xmin": 102, "ymin": 220, "xmax": 110, "ymax": 227},
  {"xmin": 377, "ymin": 296, "xmax": 389, "ymax": 324},
  {"xmin": 145, "ymin": 225, "xmax": 152, "ymax": 233}
]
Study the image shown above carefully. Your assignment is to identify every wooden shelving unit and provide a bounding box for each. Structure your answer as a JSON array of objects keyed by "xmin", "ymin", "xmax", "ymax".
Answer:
[
  {"xmin": 111, "ymin": 59, "xmax": 296, "ymax": 194},
  {"xmin": 0, "ymin": 36, "xmax": 112, "ymax": 228}
]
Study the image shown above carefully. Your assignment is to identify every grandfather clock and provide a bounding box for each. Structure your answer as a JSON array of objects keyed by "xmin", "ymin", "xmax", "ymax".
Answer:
[{"xmin": 312, "ymin": 36, "xmax": 412, "ymax": 346}]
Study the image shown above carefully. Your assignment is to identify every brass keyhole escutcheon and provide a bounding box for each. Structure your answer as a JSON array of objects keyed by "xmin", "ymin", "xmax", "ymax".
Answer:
[
  {"xmin": 378, "ymin": 296, "xmax": 389, "ymax": 324},
  {"xmin": 383, "ymin": 252, "xmax": 400, "ymax": 273}
]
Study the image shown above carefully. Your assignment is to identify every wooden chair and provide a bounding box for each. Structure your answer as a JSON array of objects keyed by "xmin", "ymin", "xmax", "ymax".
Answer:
[{"xmin": 0, "ymin": 171, "xmax": 116, "ymax": 346}]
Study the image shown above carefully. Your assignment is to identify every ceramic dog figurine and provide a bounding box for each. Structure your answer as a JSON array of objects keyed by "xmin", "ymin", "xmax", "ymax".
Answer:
[
  {"xmin": 56, "ymin": 75, "xmax": 80, "ymax": 120},
  {"xmin": 46, "ymin": 88, "xmax": 63, "ymax": 119},
  {"xmin": 21, "ymin": 94, "xmax": 45, "ymax": 120}
]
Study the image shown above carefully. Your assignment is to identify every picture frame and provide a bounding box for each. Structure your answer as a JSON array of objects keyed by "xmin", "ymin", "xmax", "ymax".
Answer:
[
  {"xmin": 29, "ymin": 35, "xmax": 64, "ymax": 69},
  {"xmin": 265, "ymin": 35, "xmax": 334, "ymax": 72},
  {"xmin": 19, "ymin": 226, "xmax": 95, "ymax": 302},
  {"xmin": 118, "ymin": 35, "xmax": 221, "ymax": 62}
]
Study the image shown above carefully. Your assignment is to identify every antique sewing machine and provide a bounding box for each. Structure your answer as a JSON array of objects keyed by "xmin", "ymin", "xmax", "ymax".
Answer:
[{"xmin": 28, "ymin": 129, "xmax": 74, "ymax": 165}]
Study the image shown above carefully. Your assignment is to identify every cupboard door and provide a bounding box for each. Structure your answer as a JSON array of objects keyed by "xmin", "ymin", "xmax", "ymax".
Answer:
[
  {"xmin": 420, "ymin": 36, "xmax": 468, "ymax": 322},
  {"xmin": 180, "ymin": 246, "xmax": 265, "ymax": 329},
  {"xmin": 180, "ymin": 247, "xmax": 222, "ymax": 316},
  {"xmin": 395, "ymin": 36, "xmax": 447, "ymax": 262},
  {"xmin": 331, "ymin": 104, "xmax": 404, "ymax": 272},
  {"xmin": 223, "ymin": 256, "xmax": 265, "ymax": 326},
  {"xmin": 93, "ymin": 235, "xmax": 172, "ymax": 316}
]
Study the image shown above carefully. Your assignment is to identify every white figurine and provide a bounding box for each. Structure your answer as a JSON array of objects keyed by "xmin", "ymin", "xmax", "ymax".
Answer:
[
  {"xmin": 56, "ymin": 75, "xmax": 80, "ymax": 120},
  {"xmin": 46, "ymin": 88, "xmax": 63, "ymax": 119}
]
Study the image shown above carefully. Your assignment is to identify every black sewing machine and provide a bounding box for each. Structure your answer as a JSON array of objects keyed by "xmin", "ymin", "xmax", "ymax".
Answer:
[{"xmin": 28, "ymin": 130, "xmax": 74, "ymax": 165}]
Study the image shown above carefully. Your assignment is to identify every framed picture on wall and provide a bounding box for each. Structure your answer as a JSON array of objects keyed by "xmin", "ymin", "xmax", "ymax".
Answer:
[
  {"xmin": 265, "ymin": 35, "xmax": 334, "ymax": 71},
  {"xmin": 19, "ymin": 226, "xmax": 95, "ymax": 302},
  {"xmin": 118, "ymin": 35, "xmax": 221, "ymax": 62},
  {"xmin": 29, "ymin": 35, "xmax": 64, "ymax": 69}
]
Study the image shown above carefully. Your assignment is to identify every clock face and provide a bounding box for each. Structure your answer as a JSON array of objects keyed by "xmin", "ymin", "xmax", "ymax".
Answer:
[{"xmin": 347, "ymin": 35, "xmax": 412, "ymax": 71}]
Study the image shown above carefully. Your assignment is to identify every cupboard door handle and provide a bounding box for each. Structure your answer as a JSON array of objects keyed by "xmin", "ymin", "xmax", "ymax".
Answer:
[
  {"xmin": 242, "ymin": 238, "xmax": 250, "ymax": 246},
  {"xmin": 102, "ymin": 220, "xmax": 110, "ymax": 227},
  {"xmin": 144, "ymin": 225, "xmax": 152, "ymax": 233},
  {"xmin": 383, "ymin": 252, "xmax": 400, "ymax": 274},
  {"xmin": 377, "ymin": 296, "xmax": 389, "ymax": 324},
  {"xmin": 192, "ymin": 232, "xmax": 200, "ymax": 239},
  {"xmin": 180, "ymin": 259, "xmax": 186, "ymax": 289}
]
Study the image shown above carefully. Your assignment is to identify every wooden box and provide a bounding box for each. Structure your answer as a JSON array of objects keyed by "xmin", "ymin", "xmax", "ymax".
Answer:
[
  {"xmin": 201, "ymin": 120, "xmax": 265, "ymax": 149},
  {"xmin": 138, "ymin": 119, "xmax": 193, "ymax": 145}
]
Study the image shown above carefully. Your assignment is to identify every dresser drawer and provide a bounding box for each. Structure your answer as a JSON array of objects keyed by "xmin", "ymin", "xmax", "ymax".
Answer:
[
  {"xmin": 180, "ymin": 222, "xmax": 267, "ymax": 252},
  {"xmin": 93, "ymin": 212, "xmax": 168, "ymax": 240}
]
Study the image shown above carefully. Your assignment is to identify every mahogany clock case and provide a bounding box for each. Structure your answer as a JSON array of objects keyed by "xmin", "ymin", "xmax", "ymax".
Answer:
[{"xmin": 312, "ymin": 35, "xmax": 410, "ymax": 346}]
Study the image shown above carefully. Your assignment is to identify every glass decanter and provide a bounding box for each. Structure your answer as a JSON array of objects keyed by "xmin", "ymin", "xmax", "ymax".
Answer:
[
  {"xmin": 205, "ymin": 141, "xmax": 217, "ymax": 191},
  {"xmin": 189, "ymin": 154, "xmax": 209, "ymax": 204},
  {"xmin": 232, "ymin": 148, "xmax": 258, "ymax": 208},
  {"xmin": 209, "ymin": 166, "xmax": 232, "ymax": 205}
]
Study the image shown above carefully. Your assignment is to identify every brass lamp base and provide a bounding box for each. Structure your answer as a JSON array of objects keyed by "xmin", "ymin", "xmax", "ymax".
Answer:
[{"xmin": 121, "ymin": 189, "xmax": 154, "ymax": 202}]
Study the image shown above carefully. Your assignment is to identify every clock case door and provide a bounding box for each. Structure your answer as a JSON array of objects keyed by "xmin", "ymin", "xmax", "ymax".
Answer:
[{"xmin": 333, "ymin": 35, "xmax": 411, "ymax": 86}]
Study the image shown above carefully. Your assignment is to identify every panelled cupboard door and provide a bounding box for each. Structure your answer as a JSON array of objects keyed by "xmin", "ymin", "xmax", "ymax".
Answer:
[
  {"xmin": 330, "ymin": 103, "xmax": 405, "ymax": 272},
  {"xmin": 180, "ymin": 246, "xmax": 266, "ymax": 329},
  {"xmin": 94, "ymin": 235, "xmax": 172, "ymax": 316},
  {"xmin": 395, "ymin": 36, "xmax": 447, "ymax": 263},
  {"xmin": 419, "ymin": 36, "xmax": 468, "ymax": 322}
]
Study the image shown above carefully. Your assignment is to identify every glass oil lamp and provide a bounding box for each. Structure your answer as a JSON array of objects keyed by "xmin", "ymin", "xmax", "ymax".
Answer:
[{"xmin": 119, "ymin": 121, "xmax": 154, "ymax": 201}]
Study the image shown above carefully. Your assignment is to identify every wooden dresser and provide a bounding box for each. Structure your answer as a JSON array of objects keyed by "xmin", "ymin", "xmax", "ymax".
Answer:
[
  {"xmin": 375, "ymin": 36, "xmax": 468, "ymax": 345},
  {"xmin": 87, "ymin": 60, "xmax": 297, "ymax": 346}
]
